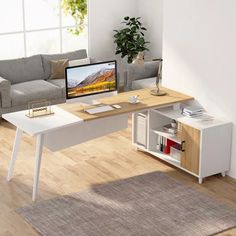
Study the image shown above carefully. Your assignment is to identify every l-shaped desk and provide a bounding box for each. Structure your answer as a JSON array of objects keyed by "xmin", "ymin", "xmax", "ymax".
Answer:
[{"xmin": 3, "ymin": 87, "xmax": 195, "ymax": 201}]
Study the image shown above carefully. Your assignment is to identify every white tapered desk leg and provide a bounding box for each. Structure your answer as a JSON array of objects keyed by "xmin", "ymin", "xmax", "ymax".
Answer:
[
  {"xmin": 32, "ymin": 134, "xmax": 44, "ymax": 202},
  {"xmin": 7, "ymin": 128, "xmax": 23, "ymax": 181}
]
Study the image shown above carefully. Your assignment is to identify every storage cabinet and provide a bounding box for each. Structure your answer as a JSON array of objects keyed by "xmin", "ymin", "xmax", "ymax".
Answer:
[{"xmin": 132, "ymin": 105, "xmax": 232, "ymax": 183}]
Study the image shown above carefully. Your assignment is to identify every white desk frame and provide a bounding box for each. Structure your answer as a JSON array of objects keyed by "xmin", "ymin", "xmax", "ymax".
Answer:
[
  {"xmin": 3, "ymin": 106, "xmax": 128, "ymax": 201},
  {"xmin": 3, "ymin": 86, "xmax": 196, "ymax": 201}
]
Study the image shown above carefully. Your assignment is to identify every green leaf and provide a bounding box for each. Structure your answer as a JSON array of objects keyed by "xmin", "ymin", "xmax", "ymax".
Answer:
[
  {"xmin": 61, "ymin": 0, "xmax": 87, "ymax": 36},
  {"xmin": 113, "ymin": 16, "xmax": 149, "ymax": 63}
]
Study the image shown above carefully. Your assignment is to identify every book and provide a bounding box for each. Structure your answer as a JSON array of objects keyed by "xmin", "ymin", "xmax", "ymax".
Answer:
[
  {"xmin": 164, "ymin": 139, "xmax": 176, "ymax": 154},
  {"xmin": 181, "ymin": 111, "xmax": 204, "ymax": 117},
  {"xmin": 182, "ymin": 110, "xmax": 203, "ymax": 115},
  {"xmin": 182, "ymin": 105, "xmax": 204, "ymax": 114}
]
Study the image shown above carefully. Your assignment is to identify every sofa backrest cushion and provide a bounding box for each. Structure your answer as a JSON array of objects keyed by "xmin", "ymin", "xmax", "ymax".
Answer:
[
  {"xmin": 127, "ymin": 61, "xmax": 160, "ymax": 82},
  {"xmin": 0, "ymin": 55, "xmax": 45, "ymax": 84},
  {"xmin": 41, "ymin": 49, "xmax": 87, "ymax": 79}
]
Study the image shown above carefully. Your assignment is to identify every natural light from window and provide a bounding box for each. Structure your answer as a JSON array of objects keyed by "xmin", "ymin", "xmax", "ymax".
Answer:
[{"xmin": 0, "ymin": 0, "xmax": 88, "ymax": 60}]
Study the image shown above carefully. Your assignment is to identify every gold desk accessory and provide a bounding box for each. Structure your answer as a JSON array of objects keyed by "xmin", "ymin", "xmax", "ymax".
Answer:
[{"xmin": 26, "ymin": 100, "xmax": 54, "ymax": 118}]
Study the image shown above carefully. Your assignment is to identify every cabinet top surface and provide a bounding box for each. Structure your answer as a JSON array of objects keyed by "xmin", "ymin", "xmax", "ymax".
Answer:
[
  {"xmin": 153, "ymin": 106, "xmax": 231, "ymax": 130},
  {"xmin": 59, "ymin": 87, "xmax": 193, "ymax": 121}
]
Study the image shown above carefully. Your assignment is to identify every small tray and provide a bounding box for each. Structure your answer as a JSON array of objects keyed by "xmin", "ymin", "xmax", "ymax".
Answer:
[{"xmin": 163, "ymin": 124, "xmax": 177, "ymax": 134}]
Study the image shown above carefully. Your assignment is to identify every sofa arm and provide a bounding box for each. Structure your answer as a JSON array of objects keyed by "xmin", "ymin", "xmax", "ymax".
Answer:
[
  {"xmin": 0, "ymin": 76, "xmax": 11, "ymax": 108},
  {"xmin": 126, "ymin": 61, "xmax": 160, "ymax": 90}
]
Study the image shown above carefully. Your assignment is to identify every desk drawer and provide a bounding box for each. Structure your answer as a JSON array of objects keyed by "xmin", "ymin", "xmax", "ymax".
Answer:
[{"xmin": 44, "ymin": 114, "xmax": 128, "ymax": 152}]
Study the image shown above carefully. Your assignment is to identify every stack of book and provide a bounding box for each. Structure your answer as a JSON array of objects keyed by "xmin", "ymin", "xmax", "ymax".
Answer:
[
  {"xmin": 182, "ymin": 105, "xmax": 204, "ymax": 117},
  {"xmin": 157, "ymin": 136, "xmax": 179, "ymax": 154}
]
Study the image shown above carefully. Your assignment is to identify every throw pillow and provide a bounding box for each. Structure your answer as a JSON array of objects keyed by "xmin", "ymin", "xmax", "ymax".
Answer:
[
  {"xmin": 69, "ymin": 58, "xmax": 90, "ymax": 67},
  {"xmin": 50, "ymin": 59, "xmax": 69, "ymax": 79}
]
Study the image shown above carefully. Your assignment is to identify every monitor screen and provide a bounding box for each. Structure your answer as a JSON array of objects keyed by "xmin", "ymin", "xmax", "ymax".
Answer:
[{"xmin": 65, "ymin": 61, "xmax": 117, "ymax": 100}]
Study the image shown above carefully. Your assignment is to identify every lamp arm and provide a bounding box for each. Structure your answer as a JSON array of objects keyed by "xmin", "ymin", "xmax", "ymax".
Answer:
[
  {"xmin": 156, "ymin": 60, "xmax": 163, "ymax": 91},
  {"xmin": 153, "ymin": 58, "xmax": 163, "ymax": 62}
]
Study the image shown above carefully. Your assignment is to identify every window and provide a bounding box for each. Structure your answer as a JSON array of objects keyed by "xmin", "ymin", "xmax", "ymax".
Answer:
[{"xmin": 0, "ymin": 0, "xmax": 88, "ymax": 60}]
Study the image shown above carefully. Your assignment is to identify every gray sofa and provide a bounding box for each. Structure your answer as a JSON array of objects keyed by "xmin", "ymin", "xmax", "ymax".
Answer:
[
  {"xmin": 0, "ymin": 49, "xmax": 87, "ymax": 115},
  {"xmin": 126, "ymin": 61, "xmax": 161, "ymax": 91}
]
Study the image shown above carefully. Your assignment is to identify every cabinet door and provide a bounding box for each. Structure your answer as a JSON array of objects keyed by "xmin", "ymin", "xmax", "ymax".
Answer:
[{"xmin": 180, "ymin": 123, "xmax": 200, "ymax": 175}]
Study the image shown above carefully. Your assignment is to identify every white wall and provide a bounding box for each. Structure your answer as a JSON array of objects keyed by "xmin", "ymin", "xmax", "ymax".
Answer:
[
  {"xmin": 89, "ymin": 0, "xmax": 138, "ymax": 60},
  {"xmin": 137, "ymin": 0, "xmax": 163, "ymax": 58},
  {"xmin": 88, "ymin": 0, "xmax": 164, "ymax": 84},
  {"xmin": 163, "ymin": 0, "xmax": 236, "ymax": 178},
  {"xmin": 88, "ymin": 0, "xmax": 138, "ymax": 84}
]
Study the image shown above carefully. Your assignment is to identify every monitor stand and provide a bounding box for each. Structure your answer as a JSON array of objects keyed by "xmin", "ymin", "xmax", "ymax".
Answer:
[{"xmin": 79, "ymin": 100, "xmax": 102, "ymax": 106}]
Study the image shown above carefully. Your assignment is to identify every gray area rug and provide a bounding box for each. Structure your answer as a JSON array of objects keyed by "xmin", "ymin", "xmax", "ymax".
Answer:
[{"xmin": 16, "ymin": 172, "xmax": 236, "ymax": 236}]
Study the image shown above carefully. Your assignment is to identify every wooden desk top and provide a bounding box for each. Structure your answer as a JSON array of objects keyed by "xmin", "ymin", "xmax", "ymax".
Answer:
[{"xmin": 59, "ymin": 87, "xmax": 193, "ymax": 122}]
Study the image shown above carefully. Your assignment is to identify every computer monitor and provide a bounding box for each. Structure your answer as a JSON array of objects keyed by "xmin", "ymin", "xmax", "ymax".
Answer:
[{"xmin": 65, "ymin": 60, "xmax": 118, "ymax": 104}]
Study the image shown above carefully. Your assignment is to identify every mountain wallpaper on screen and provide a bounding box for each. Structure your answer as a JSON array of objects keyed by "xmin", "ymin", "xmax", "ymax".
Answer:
[{"xmin": 68, "ymin": 67, "xmax": 116, "ymax": 97}]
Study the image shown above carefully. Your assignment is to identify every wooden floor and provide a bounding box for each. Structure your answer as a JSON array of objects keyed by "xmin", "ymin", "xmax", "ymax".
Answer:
[{"xmin": 0, "ymin": 118, "xmax": 236, "ymax": 236}]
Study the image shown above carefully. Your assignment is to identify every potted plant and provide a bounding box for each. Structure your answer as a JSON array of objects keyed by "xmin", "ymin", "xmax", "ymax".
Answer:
[
  {"xmin": 61, "ymin": 0, "xmax": 87, "ymax": 35},
  {"xmin": 113, "ymin": 16, "xmax": 149, "ymax": 64}
]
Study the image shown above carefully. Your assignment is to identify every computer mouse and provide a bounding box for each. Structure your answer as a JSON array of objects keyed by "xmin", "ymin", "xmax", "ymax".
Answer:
[{"xmin": 112, "ymin": 104, "xmax": 121, "ymax": 109}]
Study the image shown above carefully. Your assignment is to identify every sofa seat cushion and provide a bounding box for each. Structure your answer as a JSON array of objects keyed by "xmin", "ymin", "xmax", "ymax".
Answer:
[
  {"xmin": 132, "ymin": 77, "xmax": 156, "ymax": 90},
  {"xmin": 0, "ymin": 55, "xmax": 45, "ymax": 84},
  {"xmin": 42, "ymin": 49, "xmax": 87, "ymax": 79},
  {"xmin": 11, "ymin": 80, "xmax": 62, "ymax": 106},
  {"xmin": 48, "ymin": 79, "xmax": 66, "ymax": 97}
]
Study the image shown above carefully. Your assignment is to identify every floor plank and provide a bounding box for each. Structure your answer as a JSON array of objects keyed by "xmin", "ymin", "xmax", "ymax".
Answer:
[{"xmin": 0, "ymin": 118, "xmax": 236, "ymax": 236}]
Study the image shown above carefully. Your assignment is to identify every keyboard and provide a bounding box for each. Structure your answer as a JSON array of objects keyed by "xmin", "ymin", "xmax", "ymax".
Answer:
[{"xmin": 85, "ymin": 105, "xmax": 114, "ymax": 114}]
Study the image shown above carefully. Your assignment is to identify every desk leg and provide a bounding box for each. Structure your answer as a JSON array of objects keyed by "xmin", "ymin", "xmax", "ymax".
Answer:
[
  {"xmin": 7, "ymin": 128, "xmax": 23, "ymax": 181},
  {"xmin": 32, "ymin": 134, "xmax": 44, "ymax": 202}
]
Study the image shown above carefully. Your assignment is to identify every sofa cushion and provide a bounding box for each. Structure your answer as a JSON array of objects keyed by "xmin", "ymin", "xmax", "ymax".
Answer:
[
  {"xmin": 69, "ymin": 58, "xmax": 90, "ymax": 66},
  {"xmin": 11, "ymin": 80, "xmax": 62, "ymax": 107},
  {"xmin": 42, "ymin": 49, "xmax": 87, "ymax": 79},
  {"xmin": 127, "ymin": 61, "xmax": 159, "ymax": 90},
  {"xmin": 132, "ymin": 77, "xmax": 156, "ymax": 90},
  {"xmin": 49, "ymin": 59, "xmax": 69, "ymax": 79},
  {"xmin": 0, "ymin": 55, "xmax": 45, "ymax": 84},
  {"xmin": 48, "ymin": 79, "xmax": 66, "ymax": 97}
]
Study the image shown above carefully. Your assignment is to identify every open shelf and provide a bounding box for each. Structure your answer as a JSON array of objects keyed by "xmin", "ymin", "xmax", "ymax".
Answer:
[
  {"xmin": 149, "ymin": 150, "xmax": 181, "ymax": 167},
  {"xmin": 152, "ymin": 128, "xmax": 181, "ymax": 144},
  {"xmin": 133, "ymin": 104, "xmax": 232, "ymax": 183}
]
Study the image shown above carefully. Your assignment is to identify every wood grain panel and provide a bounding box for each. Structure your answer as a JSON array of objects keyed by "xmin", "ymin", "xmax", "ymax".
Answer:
[
  {"xmin": 180, "ymin": 123, "xmax": 201, "ymax": 175},
  {"xmin": 59, "ymin": 87, "xmax": 193, "ymax": 121}
]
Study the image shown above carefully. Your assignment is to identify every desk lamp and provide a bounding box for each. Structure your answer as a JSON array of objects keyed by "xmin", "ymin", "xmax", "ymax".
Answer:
[{"xmin": 150, "ymin": 59, "xmax": 166, "ymax": 96}]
